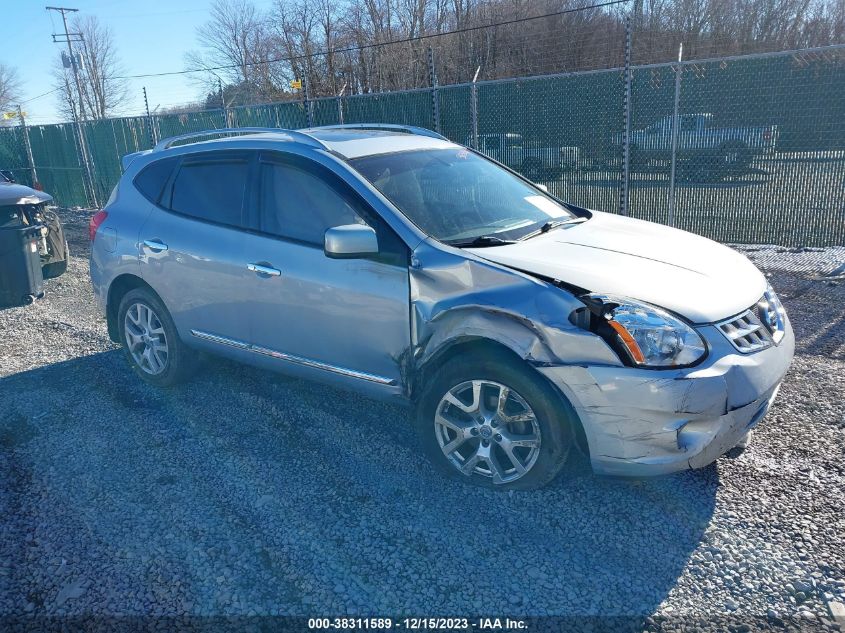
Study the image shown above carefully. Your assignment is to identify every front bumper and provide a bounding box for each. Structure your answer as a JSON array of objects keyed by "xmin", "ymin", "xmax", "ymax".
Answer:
[{"xmin": 537, "ymin": 318, "xmax": 795, "ymax": 476}]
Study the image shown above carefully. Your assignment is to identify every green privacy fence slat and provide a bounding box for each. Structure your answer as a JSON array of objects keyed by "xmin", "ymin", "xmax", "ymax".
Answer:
[
  {"xmin": 231, "ymin": 102, "xmax": 309, "ymax": 129},
  {"xmin": 474, "ymin": 68, "xmax": 626, "ymax": 215},
  {"xmin": 0, "ymin": 127, "xmax": 32, "ymax": 187},
  {"xmin": 625, "ymin": 48, "xmax": 845, "ymax": 246},
  {"xmin": 28, "ymin": 123, "xmax": 88, "ymax": 206},
  {"xmin": 1, "ymin": 45, "xmax": 843, "ymax": 245}
]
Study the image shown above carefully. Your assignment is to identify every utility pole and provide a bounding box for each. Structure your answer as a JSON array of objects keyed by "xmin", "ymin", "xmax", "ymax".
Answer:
[
  {"xmin": 47, "ymin": 5, "xmax": 98, "ymax": 208},
  {"xmin": 17, "ymin": 106, "xmax": 38, "ymax": 187},
  {"xmin": 48, "ymin": 7, "xmax": 86, "ymax": 121}
]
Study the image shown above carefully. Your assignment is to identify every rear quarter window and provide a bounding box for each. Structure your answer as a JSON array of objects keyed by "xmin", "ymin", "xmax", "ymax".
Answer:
[{"xmin": 133, "ymin": 157, "xmax": 178, "ymax": 204}]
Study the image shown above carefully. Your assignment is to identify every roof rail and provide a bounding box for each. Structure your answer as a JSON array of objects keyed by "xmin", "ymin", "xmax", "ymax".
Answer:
[
  {"xmin": 153, "ymin": 127, "xmax": 327, "ymax": 152},
  {"xmin": 312, "ymin": 124, "xmax": 448, "ymax": 141}
]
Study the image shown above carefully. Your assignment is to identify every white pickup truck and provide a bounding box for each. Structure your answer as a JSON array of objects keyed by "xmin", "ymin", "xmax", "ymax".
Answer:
[
  {"xmin": 471, "ymin": 133, "xmax": 579, "ymax": 180},
  {"xmin": 623, "ymin": 113, "xmax": 778, "ymax": 177}
]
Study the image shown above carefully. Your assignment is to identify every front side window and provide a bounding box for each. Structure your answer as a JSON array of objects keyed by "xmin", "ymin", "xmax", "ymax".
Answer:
[
  {"xmin": 259, "ymin": 160, "xmax": 364, "ymax": 245},
  {"xmin": 351, "ymin": 148, "xmax": 574, "ymax": 243},
  {"xmin": 169, "ymin": 156, "xmax": 249, "ymax": 227}
]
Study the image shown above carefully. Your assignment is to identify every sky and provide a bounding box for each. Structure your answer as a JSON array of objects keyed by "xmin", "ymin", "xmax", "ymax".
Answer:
[{"xmin": 2, "ymin": 0, "xmax": 271, "ymax": 125}]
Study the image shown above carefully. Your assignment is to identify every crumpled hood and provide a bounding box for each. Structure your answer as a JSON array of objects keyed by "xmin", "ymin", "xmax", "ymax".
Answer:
[
  {"xmin": 468, "ymin": 210, "xmax": 766, "ymax": 323},
  {"xmin": 0, "ymin": 182, "xmax": 53, "ymax": 206}
]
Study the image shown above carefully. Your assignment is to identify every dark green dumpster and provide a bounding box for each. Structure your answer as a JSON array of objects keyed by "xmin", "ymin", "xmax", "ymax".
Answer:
[{"xmin": 0, "ymin": 225, "xmax": 45, "ymax": 309}]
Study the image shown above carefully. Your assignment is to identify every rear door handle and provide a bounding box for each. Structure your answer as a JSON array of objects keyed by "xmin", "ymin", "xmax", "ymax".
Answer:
[
  {"xmin": 247, "ymin": 262, "xmax": 281, "ymax": 277},
  {"xmin": 142, "ymin": 239, "xmax": 169, "ymax": 252}
]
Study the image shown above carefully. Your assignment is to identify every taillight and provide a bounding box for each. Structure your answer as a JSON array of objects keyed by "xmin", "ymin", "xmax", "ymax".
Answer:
[{"xmin": 89, "ymin": 210, "xmax": 108, "ymax": 241}]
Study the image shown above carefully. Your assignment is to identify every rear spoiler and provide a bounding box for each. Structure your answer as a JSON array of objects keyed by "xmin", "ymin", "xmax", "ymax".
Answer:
[{"xmin": 121, "ymin": 149, "xmax": 153, "ymax": 173}]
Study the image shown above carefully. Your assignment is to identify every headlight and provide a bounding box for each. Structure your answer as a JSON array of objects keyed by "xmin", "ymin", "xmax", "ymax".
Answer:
[
  {"xmin": 759, "ymin": 283, "xmax": 786, "ymax": 344},
  {"xmin": 579, "ymin": 294, "xmax": 707, "ymax": 367}
]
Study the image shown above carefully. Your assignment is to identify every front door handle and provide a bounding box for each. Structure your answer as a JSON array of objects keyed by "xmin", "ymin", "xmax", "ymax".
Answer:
[
  {"xmin": 247, "ymin": 262, "xmax": 281, "ymax": 277},
  {"xmin": 142, "ymin": 239, "xmax": 169, "ymax": 252}
]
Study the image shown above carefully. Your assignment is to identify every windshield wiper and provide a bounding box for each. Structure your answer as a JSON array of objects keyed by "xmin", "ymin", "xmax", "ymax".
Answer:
[
  {"xmin": 447, "ymin": 234, "xmax": 517, "ymax": 248},
  {"xmin": 519, "ymin": 216, "xmax": 587, "ymax": 241}
]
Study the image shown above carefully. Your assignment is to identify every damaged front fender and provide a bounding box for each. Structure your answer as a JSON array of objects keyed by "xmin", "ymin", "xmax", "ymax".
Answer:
[{"xmin": 408, "ymin": 239, "xmax": 622, "ymax": 386}]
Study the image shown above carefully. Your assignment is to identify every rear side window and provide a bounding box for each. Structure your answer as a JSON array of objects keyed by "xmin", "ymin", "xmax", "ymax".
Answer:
[
  {"xmin": 169, "ymin": 156, "xmax": 249, "ymax": 227},
  {"xmin": 134, "ymin": 157, "xmax": 178, "ymax": 204}
]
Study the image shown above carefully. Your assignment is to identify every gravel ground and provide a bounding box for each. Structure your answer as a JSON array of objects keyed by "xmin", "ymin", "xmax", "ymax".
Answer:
[{"xmin": 1, "ymin": 208, "xmax": 844, "ymax": 630}]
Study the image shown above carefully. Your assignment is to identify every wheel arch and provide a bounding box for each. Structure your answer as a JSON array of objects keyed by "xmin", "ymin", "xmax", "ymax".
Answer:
[
  {"xmin": 412, "ymin": 336, "xmax": 590, "ymax": 459},
  {"xmin": 105, "ymin": 274, "xmax": 161, "ymax": 343}
]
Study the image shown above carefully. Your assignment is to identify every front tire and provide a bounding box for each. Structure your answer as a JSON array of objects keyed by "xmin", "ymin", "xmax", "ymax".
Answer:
[
  {"xmin": 117, "ymin": 288, "xmax": 196, "ymax": 387},
  {"xmin": 415, "ymin": 352, "xmax": 574, "ymax": 490}
]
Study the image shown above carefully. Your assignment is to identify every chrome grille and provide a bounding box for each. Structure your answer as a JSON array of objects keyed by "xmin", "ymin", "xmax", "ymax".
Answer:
[
  {"xmin": 717, "ymin": 308, "xmax": 774, "ymax": 353},
  {"xmin": 753, "ymin": 291, "xmax": 787, "ymax": 344}
]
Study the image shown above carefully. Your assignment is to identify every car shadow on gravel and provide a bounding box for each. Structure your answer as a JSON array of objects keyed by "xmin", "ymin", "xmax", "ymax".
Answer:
[{"xmin": 1, "ymin": 350, "xmax": 718, "ymax": 620}]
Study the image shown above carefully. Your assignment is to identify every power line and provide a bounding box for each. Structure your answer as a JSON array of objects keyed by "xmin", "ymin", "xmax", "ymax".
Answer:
[
  {"xmin": 20, "ymin": 88, "xmax": 62, "ymax": 105},
  {"xmin": 115, "ymin": 0, "xmax": 633, "ymax": 80}
]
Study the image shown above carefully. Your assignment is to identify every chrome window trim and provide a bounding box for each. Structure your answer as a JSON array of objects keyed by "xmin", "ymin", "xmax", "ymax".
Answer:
[{"xmin": 190, "ymin": 329, "xmax": 397, "ymax": 385}]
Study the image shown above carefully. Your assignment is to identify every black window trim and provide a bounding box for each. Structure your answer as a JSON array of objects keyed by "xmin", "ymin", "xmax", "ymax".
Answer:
[{"xmin": 157, "ymin": 149, "xmax": 256, "ymax": 232}]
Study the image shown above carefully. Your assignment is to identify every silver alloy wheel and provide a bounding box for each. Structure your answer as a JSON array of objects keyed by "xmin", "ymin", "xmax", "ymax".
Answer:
[
  {"xmin": 124, "ymin": 302, "xmax": 169, "ymax": 376},
  {"xmin": 434, "ymin": 379, "xmax": 542, "ymax": 485}
]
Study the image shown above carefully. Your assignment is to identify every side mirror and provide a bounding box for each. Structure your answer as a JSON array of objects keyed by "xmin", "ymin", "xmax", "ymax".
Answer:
[{"xmin": 324, "ymin": 224, "xmax": 379, "ymax": 259}]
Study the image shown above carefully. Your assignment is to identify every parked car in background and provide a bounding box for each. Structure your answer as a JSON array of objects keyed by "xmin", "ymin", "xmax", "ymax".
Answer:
[
  {"xmin": 472, "ymin": 133, "xmax": 579, "ymax": 180},
  {"xmin": 90, "ymin": 124, "xmax": 793, "ymax": 490},
  {"xmin": 0, "ymin": 171, "xmax": 69, "ymax": 280},
  {"xmin": 617, "ymin": 113, "xmax": 778, "ymax": 179}
]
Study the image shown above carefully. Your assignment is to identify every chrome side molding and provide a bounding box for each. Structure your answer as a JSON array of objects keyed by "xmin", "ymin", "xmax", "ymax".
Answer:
[{"xmin": 190, "ymin": 329, "xmax": 397, "ymax": 385}]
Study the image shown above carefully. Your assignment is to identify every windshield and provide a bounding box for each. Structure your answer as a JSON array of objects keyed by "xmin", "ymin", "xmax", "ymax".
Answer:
[{"xmin": 350, "ymin": 148, "xmax": 574, "ymax": 243}]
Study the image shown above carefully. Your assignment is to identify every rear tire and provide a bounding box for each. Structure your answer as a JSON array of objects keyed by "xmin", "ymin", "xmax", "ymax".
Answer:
[
  {"xmin": 117, "ymin": 288, "xmax": 197, "ymax": 387},
  {"xmin": 415, "ymin": 351, "xmax": 575, "ymax": 490}
]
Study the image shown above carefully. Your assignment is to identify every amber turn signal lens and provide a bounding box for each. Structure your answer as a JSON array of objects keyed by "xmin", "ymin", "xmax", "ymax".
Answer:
[{"xmin": 608, "ymin": 320, "xmax": 646, "ymax": 365}]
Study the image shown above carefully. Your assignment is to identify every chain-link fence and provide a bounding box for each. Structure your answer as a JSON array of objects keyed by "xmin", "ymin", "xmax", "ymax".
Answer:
[{"xmin": 1, "ymin": 43, "xmax": 843, "ymax": 247}]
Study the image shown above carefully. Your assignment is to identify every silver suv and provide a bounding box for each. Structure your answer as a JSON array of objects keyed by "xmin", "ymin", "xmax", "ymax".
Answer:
[{"xmin": 89, "ymin": 124, "xmax": 794, "ymax": 490}]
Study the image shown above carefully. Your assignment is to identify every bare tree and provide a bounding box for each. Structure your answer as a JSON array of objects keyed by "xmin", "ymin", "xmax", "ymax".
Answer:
[
  {"xmin": 187, "ymin": 0, "xmax": 285, "ymax": 106},
  {"xmin": 53, "ymin": 15, "xmax": 129, "ymax": 120},
  {"xmin": 183, "ymin": 0, "xmax": 845, "ymax": 108},
  {"xmin": 0, "ymin": 63, "xmax": 22, "ymax": 112}
]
